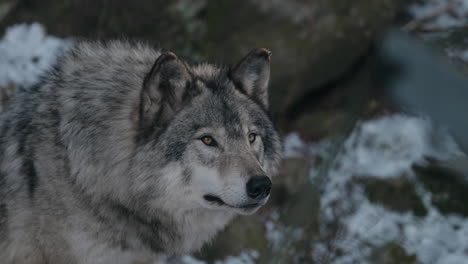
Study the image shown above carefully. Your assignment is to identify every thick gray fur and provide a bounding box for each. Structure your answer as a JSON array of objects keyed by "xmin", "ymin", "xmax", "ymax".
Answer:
[{"xmin": 0, "ymin": 41, "xmax": 281, "ymax": 264}]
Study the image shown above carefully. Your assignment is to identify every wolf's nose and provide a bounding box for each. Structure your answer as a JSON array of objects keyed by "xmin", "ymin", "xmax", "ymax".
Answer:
[{"xmin": 246, "ymin": 176, "xmax": 272, "ymax": 199}]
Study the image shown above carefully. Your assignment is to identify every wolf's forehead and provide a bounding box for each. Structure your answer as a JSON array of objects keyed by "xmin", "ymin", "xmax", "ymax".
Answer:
[
  {"xmin": 193, "ymin": 97, "xmax": 244, "ymax": 133},
  {"xmin": 185, "ymin": 93, "xmax": 261, "ymax": 141},
  {"xmin": 192, "ymin": 63, "xmax": 224, "ymax": 80},
  {"xmin": 189, "ymin": 63, "xmax": 266, "ymax": 131},
  {"xmin": 191, "ymin": 63, "xmax": 234, "ymax": 91}
]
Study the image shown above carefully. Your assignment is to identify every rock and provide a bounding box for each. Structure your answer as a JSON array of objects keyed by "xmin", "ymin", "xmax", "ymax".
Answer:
[
  {"xmin": 414, "ymin": 159, "xmax": 468, "ymax": 217},
  {"xmin": 369, "ymin": 242, "xmax": 420, "ymax": 264},
  {"xmin": 357, "ymin": 176, "xmax": 427, "ymax": 217},
  {"xmin": 270, "ymin": 157, "xmax": 310, "ymax": 207},
  {"xmin": 422, "ymin": 28, "xmax": 468, "ymax": 71},
  {"xmin": 196, "ymin": 216, "xmax": 268, "ymax": 262},
  {"xmin": 290, "ymin": 110, "xmax": 348, "ymax": 140},
  {"xmin": 0, "ymin": 0, "xmax": 17, "ymax": 23}
]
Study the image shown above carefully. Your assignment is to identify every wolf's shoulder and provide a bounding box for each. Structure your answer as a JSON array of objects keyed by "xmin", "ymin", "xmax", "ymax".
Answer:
[
  {"xmin": 54, "ymin": 40, "xmax": 160, "ymax": 83},
  {"xmin": 64, "ymin": 40, "xmax": 160, "ymax": 65}
]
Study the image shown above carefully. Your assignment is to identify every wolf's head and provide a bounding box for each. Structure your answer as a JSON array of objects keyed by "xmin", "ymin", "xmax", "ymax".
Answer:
[{"xmin": 135, "ymin": 49, "xmax": 282, "ymax": 215}]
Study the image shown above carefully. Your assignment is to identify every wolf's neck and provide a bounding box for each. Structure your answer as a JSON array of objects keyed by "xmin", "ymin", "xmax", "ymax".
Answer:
[
  {"xmin": 171, "ymin": 208, "xmax": 236, "ymax": 254},
  {"xmin": 80, "ymin": 195, "xmax": 235, "ymax": 255}
]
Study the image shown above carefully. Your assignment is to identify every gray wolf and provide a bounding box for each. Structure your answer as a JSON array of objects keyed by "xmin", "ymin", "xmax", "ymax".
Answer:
[{"xmin": 0, "ymin": 41, "xmax": 282, "ymax": 263}]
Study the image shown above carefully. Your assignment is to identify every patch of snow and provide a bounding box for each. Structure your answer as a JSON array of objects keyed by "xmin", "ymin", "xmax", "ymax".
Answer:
[
  {"xmin": 164, "ymin": 250, "xmax": 259, "ymax": 264},
  {"xmin": 445, "ymin": 47, "xmax": 468, "ymax": 63},
  {"xmin": 437, "ymin": 254, "xmax": 468, "ymax": 264},
  {"xmin": 458, "ymin": 49, "xmax": 468, "ymax": 63},
  {"xmin": 283, "ymin": 132, "xmax": 306, "ymax": 158},
  {"xmin": 214, "ymin": 250, "xmax": 259, "ymax": 264},
  {"xmin": 315, "ymin": 114, "xmax": 467, "ymax": 263},
  {"xmin": 283, "ymin": 132, "xmax": 332, "ymax": 160},
  {"xmin": 408, "ymin": 0, "xmax": 468, "ymax": 29},
  {"xmin": 340, "ymin": 115, "xmax": 461, "ymax": 178},
  {"xmin": 265, "ymin": 220, "xmax": 285, "ymax": 250},
  {"xmin": 0, "ymin": 23, "xmax": 70, "ymax": 88}
]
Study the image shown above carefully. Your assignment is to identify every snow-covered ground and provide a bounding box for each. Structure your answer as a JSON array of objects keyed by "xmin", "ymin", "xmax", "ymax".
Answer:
[
  {"xmin": 234, "ymin": 114, "xmax": 468, "ymax": 264},
  {"xmin": 3, "ymin": 22, "xmax": 468, "ymax": 264},
  {"xmin": 311, "ymin": 115, "xmax": 467, "ymax": 264}
]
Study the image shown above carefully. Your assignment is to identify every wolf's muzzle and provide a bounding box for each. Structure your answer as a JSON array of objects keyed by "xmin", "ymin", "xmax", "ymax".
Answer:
[{"xmin": 246, "ymin": 176, "xmax": 272, "ymax": 200}]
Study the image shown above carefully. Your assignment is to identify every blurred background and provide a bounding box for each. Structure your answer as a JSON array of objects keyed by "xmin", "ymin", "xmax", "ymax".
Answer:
[{"xmin": 1, "ymin": 0, "xmax": 468, "ymax": 263}]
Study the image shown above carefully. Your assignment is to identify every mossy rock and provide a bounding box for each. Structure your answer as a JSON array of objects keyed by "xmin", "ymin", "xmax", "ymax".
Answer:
[
  {"xmin": 268, "ymin": 157, "xmax": 310, "ymax": 207},
  {"xmin": 369, "ymin": 242, "xmax": 420, "ymax": 264},
  {"xmin": 196, "ymin": 216, "xmax": 268, "ymax": 262},
  {"xmin": 425, "ymin": 28, "xmax": 468, "ymax": 52},
  {"xmin": 291, "ymin": 110, "xmax": 348, "ymax": 141},
  {"xmin": 414, "ymin": 160, "xmax": 468, "ymax": 217},
  {"xmin": 357, "ymin": 176, "xmax": 427, "ymax": 217},
  {"xmin": 264, "ymin": 157, "xmax": 320, "ymax": 230}
]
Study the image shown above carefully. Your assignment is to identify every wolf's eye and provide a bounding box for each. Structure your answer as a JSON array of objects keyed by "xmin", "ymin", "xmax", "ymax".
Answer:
[
  {"xmin": 200, "ymin": 136, "xmax": 217, "ymax": 147},
  {"xmin": 248, "ymin": 133, "xmax": 257, "ymax": 143}
]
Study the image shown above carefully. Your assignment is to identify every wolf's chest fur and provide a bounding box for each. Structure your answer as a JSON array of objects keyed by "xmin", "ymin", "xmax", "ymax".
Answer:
[{"xmin": 0, "ymin": 41, "xmax": 281, "ymax": 263}]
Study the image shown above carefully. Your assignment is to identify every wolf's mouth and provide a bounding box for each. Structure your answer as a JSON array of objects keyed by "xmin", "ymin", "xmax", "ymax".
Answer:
[
  {"xmin": 203, "ymin": 195, "xmax": 225, "ymax": 205},
  {"xmin": 239, "ymin": 203, "xmax": 260, "ymax": 209},
  {"xmin": 203, "ymin": 195, "xmax": 260, "ymax": 209}
]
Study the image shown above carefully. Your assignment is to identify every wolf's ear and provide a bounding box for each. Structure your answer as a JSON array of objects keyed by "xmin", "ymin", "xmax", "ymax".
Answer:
[
  {"xmin": 230, "ymin": 48, "xmax": 271, "ymax": 108},
  {"xmin": 140, "ymin": 51, "xmax": 193, "ymax": 129}
]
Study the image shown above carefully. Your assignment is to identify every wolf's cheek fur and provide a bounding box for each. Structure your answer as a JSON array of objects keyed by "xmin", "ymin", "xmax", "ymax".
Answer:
[
  {"xmin": 183, "ymin": 139, "xmax": 272, "ymax": 214},
  {"xmin": 251, "ymin": 136, "xmax": 266, "ymax": 168}
]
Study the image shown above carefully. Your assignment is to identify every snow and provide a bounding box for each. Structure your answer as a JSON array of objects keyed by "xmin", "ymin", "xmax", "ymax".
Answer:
[
  {"xmin": 316, "ymin": 114, "xmax": 468, "ymax": 264},
  {"xmin": 445, "ymin": 46, "xmax": 468, "ymax": 64},
  {"xmin": 408, "ymin": 0, "xmax": 468, "ymax": 29},
  {"xmin": 283, "ymin": 132, "xmax": 306, "ymax": 158},
  {"xmin": 460, "ymin": 50, "xmax": 468, "ymax": 62},
  {"xmin": 214, "ymin": 250, "xmax": 259, "ymax": 264},
  {"xmin": 339, "ymin": 115, "xmax": 462, "ymax": 178},
  {"xmin": 407, "ymin": 1, "xmax": 468, "ymax": 65},
  {"xmin": 165, "ymin": 251, "xmax": 259, "ymax": 264},
  {"xmin": 175, "ymin": 256, "xmax": 206, "ymax": 264},
  {"xmin": 0, "ymin": 23, "xmax": 69, "ymax": 89},
  {"xmin": 283, "ymin": 132, "xmax": 332, "ymax": 159}
]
